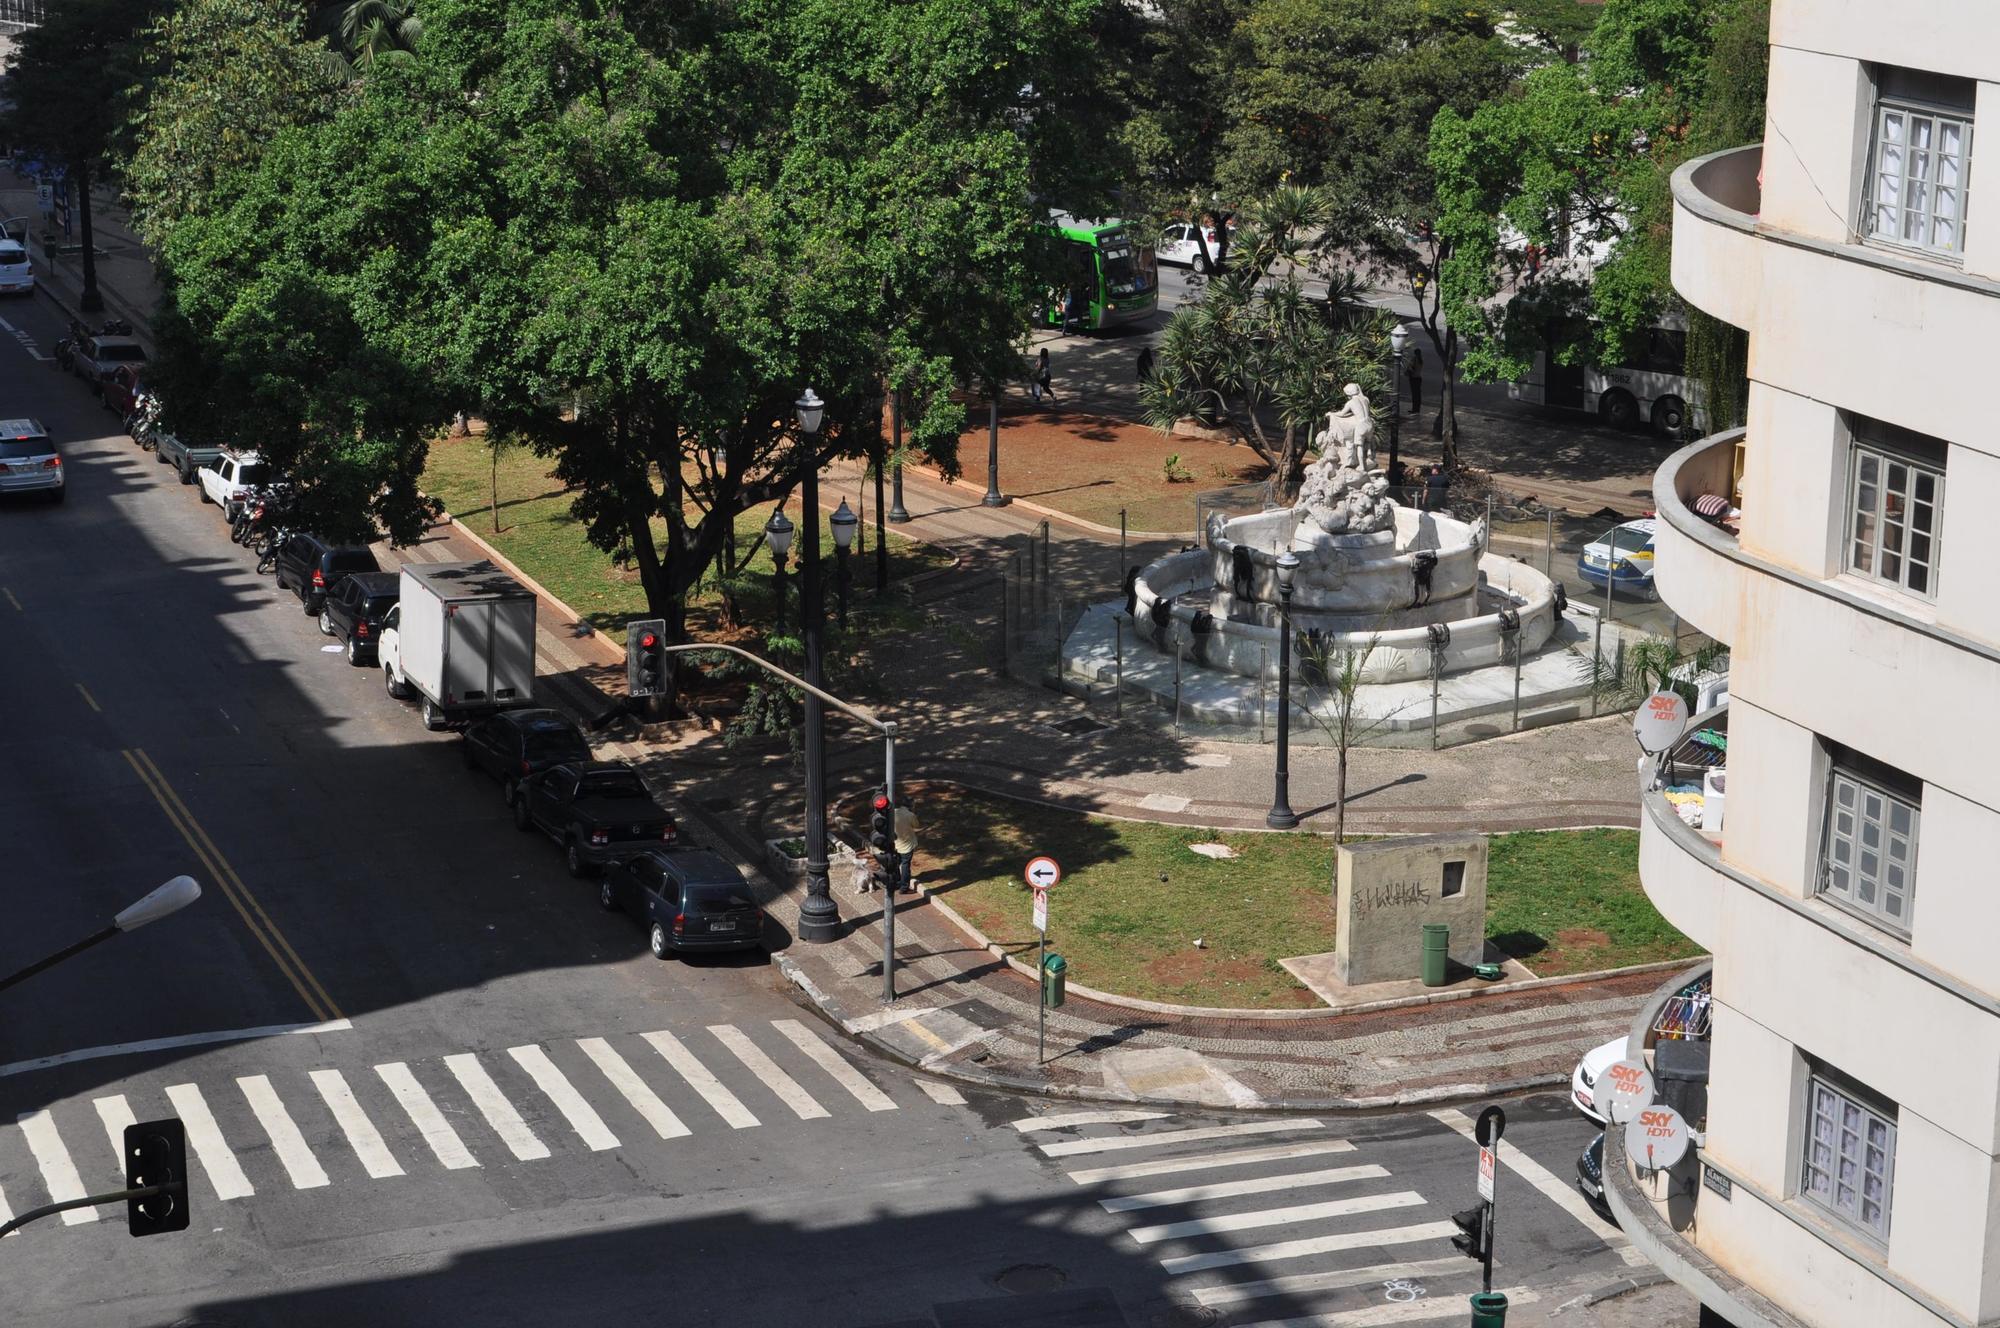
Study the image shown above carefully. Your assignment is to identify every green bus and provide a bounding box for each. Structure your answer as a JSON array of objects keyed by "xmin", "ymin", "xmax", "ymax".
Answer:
[{"xmin": 1034, "ymin": 215, "xmax": 1159, "ymax": 331}]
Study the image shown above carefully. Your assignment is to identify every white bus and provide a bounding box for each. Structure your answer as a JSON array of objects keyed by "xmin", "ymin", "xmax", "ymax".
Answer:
[{"xmin": 1509, "ymin": 314, "xmax": 1703, "ymax": 437}]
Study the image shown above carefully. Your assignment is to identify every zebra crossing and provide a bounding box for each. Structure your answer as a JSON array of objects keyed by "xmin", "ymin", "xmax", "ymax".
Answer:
[
  {"xmin": 0, "ymin": 1018, "xmax": 968, "ymax": 1232},
  {"xmin": 1026, "ymin": 1114, "xmax": 1543, "ymax": 1327}
]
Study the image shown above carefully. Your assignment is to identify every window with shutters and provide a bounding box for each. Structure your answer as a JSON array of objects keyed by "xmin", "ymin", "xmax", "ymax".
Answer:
[
  {"xmin": 1845, "ymin": 416, "xmax": 1944, "ymax": 599},
  {"xmin": 1863, "ymin": 68, "xmax": 1974, "ymax": 259},
  {"xmin": 1801, "ymin": 1071, "xmax": 1896, "ymax": 1242},
  {"xmin": 1819, "ymin": 748, "xmax": 1920, "ymax": 936}
]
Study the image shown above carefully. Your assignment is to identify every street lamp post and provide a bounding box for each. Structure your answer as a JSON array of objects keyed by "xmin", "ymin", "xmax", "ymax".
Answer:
[
  {"xmin": 1266, "ymin": 551, "xmax": 1301, "ymax": 830},
  {"xmin": 765, "ymin": 508, "xmax": 794, "ymax": 635},
  {"xmin": 888, "ymin": 389, "xmax": 911, "ymax": 524},
  {"xmin": 793, "ymin": 388, "xmax": 841, "ymax": 943},
  {"xmin": 982, "ymin": 389, "xmax": 1009, "ymax": 507},
  {"xmin": 1387, "ymin": 323, "xmax": 1410, "ymax": 488},
  {"xmin": 830, "ymin": 499, "xmax": 858, "ymax": 631},
  {"xmin": 0, "ymin": 875, "xmax": 202, "ymax": 994}
]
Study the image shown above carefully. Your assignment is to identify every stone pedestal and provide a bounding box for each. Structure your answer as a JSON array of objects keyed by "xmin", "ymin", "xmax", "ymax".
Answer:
[{"xmin": 1333, "ymin": 833, "xmax": 1489, "ymax": 985}]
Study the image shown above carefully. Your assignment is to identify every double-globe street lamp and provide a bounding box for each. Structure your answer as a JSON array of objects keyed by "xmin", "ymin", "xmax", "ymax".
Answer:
[
  {"xmin": 1266, "ymin": 550, "xmax": 1301, "ymax": 830},
  {"xmin": 765, "ymin": 508, "xmax": 794, "ymax": 634},
  {"xmin": 792, "ymin": 387, "xmax": 843, "ymax": 943},
  {"xmin": 1387, "ymin": 322, "xmax": 1411, "ymax": 490},
  {"xmin": 830, "ymin": 499, "xmax": 859, "ymax": 631}
]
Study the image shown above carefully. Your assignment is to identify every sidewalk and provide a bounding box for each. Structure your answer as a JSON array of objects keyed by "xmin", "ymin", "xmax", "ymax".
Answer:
[{"xmin": 1, "ymin": 177, "xmax": 163, "ymax": 343}]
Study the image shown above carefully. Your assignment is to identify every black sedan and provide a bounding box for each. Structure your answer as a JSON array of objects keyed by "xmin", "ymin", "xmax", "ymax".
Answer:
[
  {"xmin": 318, "ymin": 571, "xmax": 400, "ymax": 666},
  {"xmin": 460, "ymin": 708, "xmax": 592, "ymax": 804},
  {"xmin": 1577, "ymin": 1131, "xmax": 1617, "ymax": 1226},
  {"xmin": 598, "ymin": 849, "xmax": 764, "ymax": 959}
]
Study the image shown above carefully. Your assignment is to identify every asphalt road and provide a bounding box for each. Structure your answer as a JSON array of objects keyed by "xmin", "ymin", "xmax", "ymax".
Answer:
[{"xmin": 0, "ymin": 290, "xmax": 1633, "ymax": 1327}]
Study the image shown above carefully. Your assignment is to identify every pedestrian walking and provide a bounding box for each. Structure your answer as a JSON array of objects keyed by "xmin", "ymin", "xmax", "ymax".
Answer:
[
  {"xmin": 1033, "ymin": 347, "xmax": 1056, "ymax": 406},
  {"xmin": 1405, "ymin": 346, "xmax": 1424, "ymax": 416},
  {"xmin": 893, "ymin": 802, "xmax": 920, "ymax": 894},
  {"xmin": 1136, "ymin": 345, "xmax": 1154, "ymax": 382},
  {"xmin": 1423, "ymin": 462, "xmax": 1449, "ymax": 513}
]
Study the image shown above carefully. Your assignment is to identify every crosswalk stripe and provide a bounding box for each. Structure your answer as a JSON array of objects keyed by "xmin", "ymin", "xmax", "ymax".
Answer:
[
  {"xmin": 772, "ymin": 1020, "xmax": 897, "ymax": 1112},
  {"xmin": 577, "ymin": 1038, "xmax": 690, "ymax": 1140},
  {"xmin": 1158, "ymin": 1219, "xmax": 1457, "ymax": 1275},
  {"xmin": 92, "ymin": 1095, "xmax": 138, "ymax": 1186},
  {"xmin": 1101, "ymin": 1163, "xmax": 1388, "ymax": 1213},
  {"xmin": 375, "ymin": 1063, "xmax": 478, "ymax": 1170},
  {"xmin": 1236, "ymin": 1284, "xmax": 1539, "ymax": 1328},
  {"xmin": 709, "ymin": 1025, "xmax": 829, "ymax": 1121},
  {"xmin": 508, "ymin": 1045, "xmax": 619, "ymax": 1151},
  {"xmin": 444, "ymin": 1053, "xmax": 550, "ymax": 1161},
  {"xmin": 1013, "ymin": 1109, "xmax": 1171, "ymax": 1133},
  {"xmin": 1039, "ymin": 1119, "xmax": 1320, "ymax": 1158},
  {"xmin": 17, "ymin": 1110, "xmax": 96, "ymax": 1224},
  {"xmin": 642, "ymin": 1030, "xmax": 759, "ymax": 1129},
  {"xmin": 237, "ymin": 1076, "xmax": 330, "ymax": 1190},
  {"xmin": 1188, "ymin": 1254, "xmax": 1473, "ymax": 1308},
  {"xmin": 1129, "ymin": 1190, "xmax": 1425, "ymax": 1244},
  {"xmin": 913, "ymin": 1079, "xmax": 967, "ymax": 1106},
  {"xmin": 308, "ymin": 1070, "xmax": 404, "ymax": 1179},
  {"xmin": 1428, "ymin": 1107, "xmax": 1624, "ymax": 1245},
  {"xmin": 164, "ymin": 1083, "xmax": 255, "ymax": 1200},
  {"xmin": 1067, "ymin": 1138, "xmax": 1356, "ymax": 1185},
  {"xmin": 0, "ymin": 1181, "xmax": 14, "ymax": 1235}
]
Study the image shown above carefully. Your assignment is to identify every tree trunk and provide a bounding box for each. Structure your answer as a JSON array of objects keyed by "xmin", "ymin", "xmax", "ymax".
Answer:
[
  {"xmin": 1333, "ymin": 741, "xmax": 1349, "ymax": 847},
  {"xmin": 872, "ymin": 434, "xmax": 888, "ymax": 593},
  {"xmin": 1433, "ymin": 327, "xmax": 1460, "ymax": 469},
  {"xmin": 489, "ymin": 444, "xmax": 501, "ymax": 532},
  {"xmin": 75, "ymin": 161, "xmax": 102, "ymax": 313}
]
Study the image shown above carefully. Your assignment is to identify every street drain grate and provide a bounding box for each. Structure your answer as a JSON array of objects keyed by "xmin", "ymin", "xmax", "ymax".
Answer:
[{"xmin": 1049, "ymin": 715, "xmax": 1111, "ymax": 738}]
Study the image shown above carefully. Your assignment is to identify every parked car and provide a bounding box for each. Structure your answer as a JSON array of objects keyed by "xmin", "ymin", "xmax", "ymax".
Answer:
[
  {"xmin": 103, "ymin": 363, "xmax": 147, "ymax": 421},
  {"xmin": 156, "ymin": 430, "xmax": 225, "ymax": 485},
  {"xmin": 318, "ymin": 570, "xmax": 400, "ymax": 666},
  {"xmin": 273, "ymin": 532, "xmax": 380, "ymax": 615},
  {"xmin": 71, "ymin": 327, "xmax": 146, "ymax": 397},
  {"xmin": 511, "ymin": 761, "xmax": 678, "ymax": 878},
  {"xmin": 0, "ymin": 418, "xmax": 63, "ymax": 504},
  {"xmin": 198, "ymin": 450, "xmax": 274, "ymax": 521},
  {"xmin": 1156, "ymin": 219, "xmax": 1225, "ymax": 272},
  {"xmin": 599, "ymin": 849, "xmax": 764, "ymax": 960},
  {"xmin": 461, "ymin": 708, "xmax": 592, "ymax": 805},
  {"xmin": 379, "ymin": 562, "xmax": 537, "ymax": 731},
  {"xmin": 1570, "ymin": 1035, "xmax": 1629, "ymax": 1125},
  {"xmin": 0, "ymin": 237, "xmax": 33, "ymax": 296},
  {"xmin": 1576, "ymin": 517, "xmax": 1658, "ymax": 598},
  {"xmin": 1576, "ymin": 1131, "xmax": 1617, "ymax": 1225}
]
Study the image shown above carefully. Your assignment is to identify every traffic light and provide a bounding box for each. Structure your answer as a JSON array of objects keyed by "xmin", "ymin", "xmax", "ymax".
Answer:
[
  {"xmin": 627, "ymin": 618, "xmax": 668, "ymax": 698},
  {"xmin": 1450, "ymin": 1206, "xmax": 1485, "ymax": 1261},
  {"xmin": 870, "ymin": 794, "xmax": 894, "ymax": 857},
  {"xmin": 125, "ymin": 1119, "xmax": 189, "ymax": 1237}
]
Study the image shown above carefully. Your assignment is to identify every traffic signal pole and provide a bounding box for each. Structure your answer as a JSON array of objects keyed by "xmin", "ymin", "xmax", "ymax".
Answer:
[
  {"xmin": 882, "ymin": 737, "xmax": 898, "ymax": 1003},
  {"xmin": 0, "ymin": 1184, "xmax": 175, "ymax": 1239}
]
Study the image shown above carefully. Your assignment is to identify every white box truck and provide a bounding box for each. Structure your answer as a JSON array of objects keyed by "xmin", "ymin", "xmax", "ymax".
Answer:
[{"xmin": 379, "ymin": 561, "xmax": 537, "ymax": 731}]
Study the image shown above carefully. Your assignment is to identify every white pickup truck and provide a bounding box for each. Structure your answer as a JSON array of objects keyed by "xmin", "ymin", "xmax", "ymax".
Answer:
[{"xmin": 199, "ymin": 450, "xmax": 274, "ymax": 521}]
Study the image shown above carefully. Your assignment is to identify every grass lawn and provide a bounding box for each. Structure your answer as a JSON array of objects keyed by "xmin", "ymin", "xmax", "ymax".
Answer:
[
  {"xmin": 420, "ymin": 434, "xmax": 952, "ymax": 640},
  {"xmin": 919, "ymin": 787, "xmax": 1700, "ymax": 1008}
]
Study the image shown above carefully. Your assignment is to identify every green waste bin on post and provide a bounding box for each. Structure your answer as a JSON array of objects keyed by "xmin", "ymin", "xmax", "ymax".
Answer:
[
  {"xmin": 1042, "ymin": 953, "xmax": 1067, "ymax": 1008},
  {"xmin": 1469, "ymin": 1290, "xmax": 1508, "ymax": 1326},
  {"xmin": 1422, "ymin": 923, "xmax": 1449, "ymax": 987}
]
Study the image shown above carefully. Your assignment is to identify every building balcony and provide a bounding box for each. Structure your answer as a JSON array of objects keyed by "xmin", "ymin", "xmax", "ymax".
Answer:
[
  {"xmin": 1638, "ymin": 704, "xmax": 1730, "ymax": 952},
  {"xmin": 1652, "ymin": 429, "xmax": 1745, "ymax": 647},
  {"xmin": 1671, "ymin": 145, "xmax": 1762, "ymax": 331}
]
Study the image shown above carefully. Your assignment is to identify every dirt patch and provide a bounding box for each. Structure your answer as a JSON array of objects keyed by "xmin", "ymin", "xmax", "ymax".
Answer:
[{"xmin": 1556, "ymin": 927, "xmax": 1612, "ymax": 948}]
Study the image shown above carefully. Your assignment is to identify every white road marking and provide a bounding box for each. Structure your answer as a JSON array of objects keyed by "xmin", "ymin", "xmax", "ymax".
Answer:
[
  {"xmin": 17, "ymin": 1109, "xmax": 97, "ymax": 1223},
  {"xmin": 1427, "ymin": 1108, "xmax": 1625, "ymax": 1244},
  {"xmin": 1129, "ymin": 1190, "xmax": 1425, "ymax": 1244},
  {"xmin": 772, "ymin": 1020, "xmax": 896, "ymax": 1112},
  {"xmin": 164, "ymin": 1083, "xmax": 254, "ymax": 1200},
  {"xmin": 1236, "ymin": 1286, "xmax": 1539, "ymax": 1328},
  {"xmin": 308, "ymin": 1070, "xmax": 403, "ymax": 1179},
  {"xmin": 444, "ymin": 1053, "xmax": 550, "ymax": 1161},
  {"xmin": 642, "ymin": 1030, "xmax": 759, "ymax": 1129},
  {"xmin": 508, "ymin": 1045, "xmax": 618, "ymax": 1151},
  {"xmin": 1159, "ymin": 1220, "xmax": 1458, "ymax": 1275},
  {"xmin": 576, "ymin": 1038, "xmax": 690, "ymax": 1140},
  {"xmin": 0, "ymin": 1181, "xmax": 13, "ymax": 1234},
  {"xmin": 0, "ymin": 1019, "xmax": 352, "ymax": 1079},
  {"xmin": 709, "ymin": 1025, "xmax": 828, "ymax": 1121},
  {"xmin": 1039, "ymin": 1119, "xmax": 1320, "ymax": 1158},
  {"xmin": 375, "ymin": 1063, "xmax": 478, "ymax": 1170},
  {"xmin": 1101, "ymin": 1163, "xmax": 1389, "ymax": 1213},
  {"xmin": 1013, "ymin": 1109, "xmax": 1171, "ymax": 1133},
  {"xmin": 237, "ymin": 1076, "xmax": 329, "ymax": 1190},
  {"xmin": 91, "ymin": 1094, "xmax": 137, "ymax": 1185},
  {"xmin": 1189, "ymin": 1255, "xmax": 1475, "ymax": 1308},
  {"xmin": 913, "ymin": 1079, "xmax": 967, "ymax": 1106},
  {"xmin": 1068, "ymin": 1138, "xmax": 1356, "ymax": 1185}
]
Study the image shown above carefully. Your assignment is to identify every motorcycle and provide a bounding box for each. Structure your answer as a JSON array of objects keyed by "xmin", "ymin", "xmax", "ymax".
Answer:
[
  {"xmin": 233, "ymin": 486, "xmax": 287, "ymax": 547},
  {"xmin": 51, "ymin": 336, "xmax": 74, "ymax": 372}
]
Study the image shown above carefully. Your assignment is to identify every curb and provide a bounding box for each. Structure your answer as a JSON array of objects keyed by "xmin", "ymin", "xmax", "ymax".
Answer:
[{"xmin": 1551, "ymin": 1268, "xmax": 1672, "ymax": 1317}]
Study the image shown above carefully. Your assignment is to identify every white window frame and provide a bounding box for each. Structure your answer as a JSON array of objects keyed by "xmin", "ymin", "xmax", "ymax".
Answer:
[
  {"xmin": 1846, "ymin": 438, "xmax": 1943, "ymax": 599},
  {"xmin": 1800, "ymin": 1072, "xmax": 1896, "ymax": 1242},
  {"xmin": 1819, "ymin": 763, "xmax": 1919, "ymax": 936},
  {"xmin": 1864, "ymin": 94, "xmax": 1973, "ymax": 258}
]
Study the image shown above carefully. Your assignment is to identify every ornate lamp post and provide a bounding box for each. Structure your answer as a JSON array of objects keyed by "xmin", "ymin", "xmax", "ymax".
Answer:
[
  {"xmin": 981, "ymin": 387, "xmax": 1009, "ymax": 508},
  {"xmin": 888, "ymin": 390, "xmax": 911, "ymax": 524},
  {"xmin": 1266, "ymin": 550, "xmax": 1301, "ymax": 830},
  {"xmin": 1387, "ymin": 322, "xmax": 1411, "ymax": 489},
  {"xmin": 765, "ymin": 508, "xmax": 794, "ymax": 633},
  {"xmin": 830, "ymin": 499, "xmax": 858, "ymax": 631},
  {"xmin": 793, "ymin": 387, "xmax": 841, "ymax": 943}
]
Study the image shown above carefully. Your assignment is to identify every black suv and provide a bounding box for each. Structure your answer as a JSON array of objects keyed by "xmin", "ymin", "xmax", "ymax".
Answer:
[
  {"xmin": 461, "ymin": 708, "xmax": 591, "ymax": 805},
  {"xmin": 273, "ymin": 533, "xmax": 380, "ymax": 615},
  {"xmin": 599, "ymin": 849, "xmax": 765, "ymax": 959},
  {"xmin": 318, "ymin": 571, "xmax": 400, "ymax": 666}
]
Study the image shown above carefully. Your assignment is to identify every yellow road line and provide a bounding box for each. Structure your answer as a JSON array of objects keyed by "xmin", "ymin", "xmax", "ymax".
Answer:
[
  {"xmin": 123, "ymin": 749, "xmax": 342, "ymax": 1023},
  {"xmin": 75, "ymin": 683, "xmax": 100, "ymax": 713},
  {"xmin": 2, "ymin": 587, "xmax": 20, "ymax": 611}
]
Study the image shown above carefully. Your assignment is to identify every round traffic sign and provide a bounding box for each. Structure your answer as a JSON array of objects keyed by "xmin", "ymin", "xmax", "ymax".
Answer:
[
  {"xmin": 1600, "ymin": 1058, "xmax": 1657, "ymax": 1125},
  {"xmin": 1024, "ymin": 856, "xmax": 1062, "ymax": 890},
  {"xmin": 1624, "ymin": 1103, "xmax": 1691, "ymax": 1170},
  {"xmin": 1632, "ymin": 690, "xmax": 1690, "ymax": 753}
]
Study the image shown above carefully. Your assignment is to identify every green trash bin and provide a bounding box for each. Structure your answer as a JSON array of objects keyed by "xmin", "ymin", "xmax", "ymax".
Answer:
[
  {"xmin": 1469, "ymin": 1290, "xmax": 1509, "ymax": 1326},
  {"xmin": 1421, "ymin": 923, "xmax": 1450, "ymax": 987}
]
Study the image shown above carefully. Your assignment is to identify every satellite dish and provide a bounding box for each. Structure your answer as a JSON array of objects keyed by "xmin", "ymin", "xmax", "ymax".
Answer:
[{"xmin": 1633, "ymin": 690, "xmax": 1691, "ymax": 754}]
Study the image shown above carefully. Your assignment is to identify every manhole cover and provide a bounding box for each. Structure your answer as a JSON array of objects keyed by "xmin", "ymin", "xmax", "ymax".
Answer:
[
  {"xmin": 992, "ymin": 1264, "xmax": 1067, "ymax": 1295},
  {"xmin": 1049, "ymin": 715, "xmax": 1111, "ymax": 737}
]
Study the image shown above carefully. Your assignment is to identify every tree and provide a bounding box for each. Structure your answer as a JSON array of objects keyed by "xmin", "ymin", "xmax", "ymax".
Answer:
[
  {"xmin": 312, "ymin": 0, "xmax": 424, "ymax": 81},
  {"xmin": 0, "ymin": 0, "xmax": 165, "ymax": 312},
  {"xmin": 1295, "ymin": 631, "xmax": 1409, "ymax": 851}
]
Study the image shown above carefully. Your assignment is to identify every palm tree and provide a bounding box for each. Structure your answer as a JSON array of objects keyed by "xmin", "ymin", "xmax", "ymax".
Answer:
[{"xmin": 313, "ymin": 0, "xmax": 421, "ymax": 81}]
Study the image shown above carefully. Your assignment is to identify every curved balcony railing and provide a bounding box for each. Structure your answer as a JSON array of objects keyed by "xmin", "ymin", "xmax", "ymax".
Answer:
[
  {"xmin": 1671, "ymin": 146, "xmax": 1763, "ymax": 329},
  {"xmin": 1651, "ymin": 429, "xmax": 1744, "ymax": 647}
]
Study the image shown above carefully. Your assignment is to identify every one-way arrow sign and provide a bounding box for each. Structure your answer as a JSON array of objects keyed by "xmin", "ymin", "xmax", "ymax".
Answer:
[{"xmin": 1024, "ymin": 856, "xmax": 1061, "ymax": 890}]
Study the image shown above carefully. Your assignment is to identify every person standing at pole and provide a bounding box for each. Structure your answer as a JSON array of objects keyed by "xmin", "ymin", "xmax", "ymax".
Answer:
[
  {"xmin": 893, "ymin": 802, "xmax": 920, "ymax": 894},
  {"xmin": 1406, "ymin": 345, "xmax": 1425, "ymax": 416}
]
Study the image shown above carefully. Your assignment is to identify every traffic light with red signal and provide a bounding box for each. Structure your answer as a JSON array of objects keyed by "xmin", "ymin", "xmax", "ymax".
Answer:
[{"xmin": 627, "ymin": 619, "xmax": 668, "ymax": 698}]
